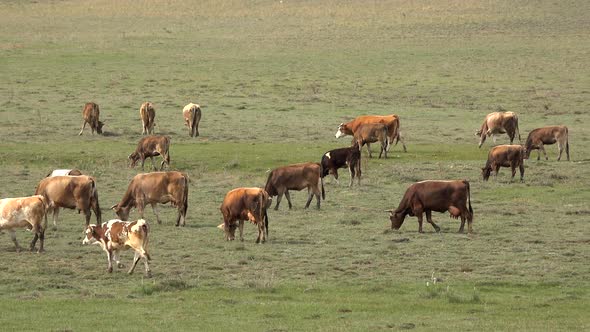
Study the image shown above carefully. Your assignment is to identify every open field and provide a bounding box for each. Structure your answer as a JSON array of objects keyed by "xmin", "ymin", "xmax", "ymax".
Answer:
[{"xmin": 1, "ymin": 0, "xmax": 589, "ymax": 330}]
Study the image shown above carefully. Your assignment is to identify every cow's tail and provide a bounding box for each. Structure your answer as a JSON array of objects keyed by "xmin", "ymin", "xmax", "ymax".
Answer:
[
  {"xmin": 320, "ymin": 176, "xmax": 325, "ymax": 200},
  {"xmin": 182, "ymin": 173, "xmax": 189, "ymax": 219},
  {"xmin": 464, "ymin": 180, "xmax": 473, "ymax": 216},
  {"xmin": 90, "ymin": 177, "xmax": 102, "ymax": 225},
  {"xmin": 565, "ymin": 127, "xmax": 570, "ymax": 159},
  {"xmin": 515, "ymin": 115, "xmax": 521, "ymax": 142},
  {"xmin": 264, "ymin": 210, "xmax": 269, "ymax": 237}
]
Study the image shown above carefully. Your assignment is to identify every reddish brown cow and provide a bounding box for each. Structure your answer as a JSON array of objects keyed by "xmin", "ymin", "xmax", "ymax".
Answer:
[
  {"xmin": 264, "ymin": 162, "xmax": 325, "ymax": 210},
  {"xmin": 335, "ymin": 114, "xmax": 407, "ymax": 152},
  {"xmin": 482, "ymin": 145, "xmax": 525, "ymax": 182},
  {"xmin": 476, "ymin": 111, "xmax": 520, "ymax": 148},
  {"xmin": 219, "ymin": 187, "xmax": 271, "ymax": 243},
  {"xmin": 128, "ymin": 135, "xmax": 171, "ymax": 171},
  {"xmin": 320, "ymin": 143, "xmax": 362, "ymax": 186},
  {"xmin": 35, "ymin": 175, "xmax": 101, "ymax": 228},
  {"xmin": 353, "ymin": 123, "xmax": 389, "ymax": 158},
  {"xmin": 140, "ymin": 102, "xmax": 156, "ymax": 135},
  {"xmin": 0, "ymin": 195, "xmax": 47, "ymax": 252},
  {"xmin": 83, "ymin": 219, "xmax": 151, "ymax": 276},
  {"xmin": 183, "ymin": 103, "xmax": 202, "ymax": 137},
  {"xmin": 111, "ymin": 171, "xmax": 189, "ymax": 226},
  {"xmin": 387, "ymin": 180, "xmax": 473, "ymax": 233},
  {"xmin": 524, "ymin": 125, "xmax": 570, "ymax": 161},
  {"xmin": 78, "ymin": 102, "xmax": 104, "ymax": 135}
]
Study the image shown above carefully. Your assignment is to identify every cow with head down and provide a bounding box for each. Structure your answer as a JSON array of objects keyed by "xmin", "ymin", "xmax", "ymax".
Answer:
[
  {"xmin": 482, "ymin": 145, "xmax": 526, "ymax": 182},
  {"xmin": 387, "ymin": 180, "xmax": 474, "ymax": 234},
  {"xmin": 128, "ymin": 135, "xmax": 171, "ymax": 171},
  {"xmin": 475, "ymin": 111, "xmax": 520, "ymax": 148},
  {"xmin": 78, "ymin": 102, "xmax": 104, "ymax": 135},
  {"xmin": 219, "ymin": 187, "xmax": 271, "ymax": 243}
]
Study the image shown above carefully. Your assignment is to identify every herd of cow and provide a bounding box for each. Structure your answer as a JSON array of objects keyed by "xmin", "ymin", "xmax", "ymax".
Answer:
[{"xmin": 0, "ymin": 103, "xmax": 571, "ymax": 277}]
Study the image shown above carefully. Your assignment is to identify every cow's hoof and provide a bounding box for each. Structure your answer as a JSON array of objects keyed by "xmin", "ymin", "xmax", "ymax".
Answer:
[
  {"xmin": 118, "ymin": 263, "xmax": 125, "ymax": 268},
  {"xmin": 37, "ymin": 248, "xmax": 45, "ymax": 253},
  {"xmin": 15, "ymin": 247, "xmax": 22, "ymax": 253},
  {"xmin": 107, "ymin": 268, "xmax": 113, "ymax": 273},
  {"xmin": 457, "ymin": 230, "xmax": 464, "ymax": 234},
  {"xmin": 435, "ymin": 228, "xmax": 441, "ymax": 233},
  {"xmin": 145, "ymin": 272, "xmax": 152, "ymax": 278}
]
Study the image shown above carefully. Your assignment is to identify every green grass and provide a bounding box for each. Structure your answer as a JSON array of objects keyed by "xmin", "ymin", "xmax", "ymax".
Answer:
[{"xmin": 1, "ymin": 0, "xmax": 589, "ymax": 330}]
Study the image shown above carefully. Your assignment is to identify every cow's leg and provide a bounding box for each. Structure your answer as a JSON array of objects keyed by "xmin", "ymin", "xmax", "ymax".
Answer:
[
  {"xmin": 274, "ymin": 192, "xmax": 283, "ymax": 210},
  {"xmin": 315, "ymin": 187, "xmax": 321, "ymax": 209},
  {"xmin": 84, "ymin": 208, "xmax": 91, "ymax": 227},
  {"xmin": 333, "ymin": 168, "xmax": 340, "ymax": 184},
  {"xmin": 113, "ymin": 250, "xmax": 124, "ymax": 268},
  {"xmin": 304, "ymin": 188, "xmax": 313, "ymax": 209},
  {"xmin": 458, "ymin": 214, "xmax": 466, "ymax": 233},
  {"xmin": 494, "ymin": 164, "xmax": 501, "ymax": 180},
  {"xmin": 52, "ymin": 208, "xmax": 59, "ymax": 227},
  {"xmin": 540, "ymin": 144, "xmax": 548, "ymax": 160},
  {"xmin": 37, "ymin": 229, "xmax": 45, "ymax": 253},
  {"xmin": 557, "ymin": 141, "xmax": 563, "ymax": 161},
  {"xmin": 128, "ymin": 252, "xmax": 140, "ymax": 275},
  {"xmin": 29, "ymin": 226, "xmax": 39, "ymax": 252},
  {"xmin": 425, "ymin": 210, "xmax": 440, "ymax": 232},
  {"xmin": 349, "ymin": 165, "xmax": 354, "ymax": 187},
  {"xmin": 492, "ymin": 134, "xmax": 497, "ymax": 143},
  {"xmin": 366, "ymin": 143, "xmax": 372, "ymax": 158},
  {"xmin": 9, "ymin": 230, "xmax": 21, "ymax": 252},
  {"xmin": 510, "ymin": 163, "xmax": 517, "ymax": 183},
  {"xmin": 78, "ymin": 121, "xmax": 87, "ymax": 135},
  {"xmin": 106, "ymin": 250, "xmax": 114, "ymax": 273},
  {"xmin": 519, "ymin": 163, "xmax": 525, "ymax": 182},
  {"xmin": 239, "ymin": 220, "xmax": 244, "ymax": 242},
  {"xmin": 399, "ymin": 133, "xmax": 407, "ymax": 152},
  {"xmin": 140, "ymin": 158, "xmax": 146, "ymax": 171},
  {"xmin": 285, "ymin": 190, "xmax": 293, "ymax": 210},
  {"xmin": 150, "ymin": 156, "xmax": 157, "ymax": 171},
  {"xmin": 416, "ymin": 212, "xmax": 425, "ymax": 233},
  {"xmin": 151, "ymin": 203, "xmax": 162, "ymax": 225}
]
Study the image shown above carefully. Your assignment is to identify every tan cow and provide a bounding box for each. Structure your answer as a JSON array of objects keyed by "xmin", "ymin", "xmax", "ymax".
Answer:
[
  {"xmin": 111, "ymin": 171, "xmax": 189, "ymax": 226},
  {"xmin": 183, "ymin": 103, "xmax": 202, "ymax": 137},
  {"xmin": 219, "ymin": 187, "xmax": 271, "ymax": 243},
  {"xmin": 83, "ymin": 219, "xmax": 151, "ymax": 276},
  {"xmin": 128, "ymin": 135, "xmax": 171, "ymax": 171},
  {"xmin": 387, "ymin": 180, "xmax": 473, "ymax": 233},
  {"xmin": 46, "ymin": 169, "xmax": 83, "ymax": 177},
  {"xmin": 335, "ymin": 114, "xmax": 407, "ymax": 152},
  {"xmin": 482, "ymin": 145, "xmax": 526, "ymax": 182},
  {"xmin": 476, "ymin": 111, "xmax": 520, "ymax": 148},
  {"xmin": 35, "ymin": 175, "xmax": 101, "ymax": 227},
  {"xmin": 0, "ymin": 195, "xmax": 47, "ymax": 252},
  {"xmin": 353, "ymin": 123, "xmax": 389, "ymax": 158},
  {"xmin": 140, "ymin": 102, "xmax": 156, "ymax": 135},
  {"xmin": 78, "ymin": 102, "xmax": 104, "ymax": 135},
  {"xmin": 524, "ymin": 125, "xmax": 570, "ymax": 161},
  {"xmin": 264, "ymin": 162, "xmax": 325, "ymax": 210}
]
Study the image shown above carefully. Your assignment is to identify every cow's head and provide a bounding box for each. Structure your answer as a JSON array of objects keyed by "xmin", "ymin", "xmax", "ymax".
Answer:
[
  {"xmin": 111, "ymin": 204, "xmax": 131, "ymax": 221},
  {"xmin": 335, "ymin": 123, "xmax": 349, "ymax": 138},
  {"xmin": 218, "ymin": 222, "xmax": 238, "ymax": 240},
  {"xmin": 481, "ymin": 166, "xmax": 492, "ymax": 181},
  {"xmin": 387, "ymin": 210, "xmax": 405, "ymax": 230},
  {"xmin": 96, "ymin": 121, "xmax": 104, "ymax": 134},
  {"xmin": 128, "ymin": 152, "xmax": 140, "ymax": 168},
  {"xmin": 82, "ymin": 224, "xmax": 99, "ymax": 245},
  {"xmin": 523, "ymin": 141, "xmax": 534, "ymax": 160}
]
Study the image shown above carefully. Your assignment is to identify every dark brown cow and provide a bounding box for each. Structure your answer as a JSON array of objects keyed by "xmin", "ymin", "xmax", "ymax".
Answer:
[
  {"xmin": 476, "ymin": 111, "xmax": 520, "ymax": 148},
  {"xmin": 264, "ymin": 162, "xmax": 325, "ymax": 210},
  {"xmin": 0, "ymin": 195, "xmax": 47, "ymax": 252},
  {"xmin": 111, "ymin": 171, "xmax": 189, "ymax": 226},
  {"xmin": 83, "ymin": 219, "xmax": 151, "ymax": 276},
  {"xmin": 335, "ymin": 114, "xmax": 407, "ymax": 152},
  {"xmin": 320, "ymin": 144, "xmax": 362, "ymax": 186},
  {"xmin": 78, "ymin": 102, "xmax": 104, "ymax": 135},
  {"xmin": 353, "ymin": 123, "xmax": 389, "ymax": 158},
  {"xmin": 140, "ymin": 102, "xmax": 156, "ymax": 135},
  {"xmin": 387, "ymin": 180, "xmax": 473, "ymax": 233},
  {"xmin": 35, "ymin": 175, "xmax": 101, "ymax": 228},
  {"xmin": 128, "ymin": 135, "xmax": 171, "ymax": 171},
  {"xmin": 524, "ymin": 125, "xmax": 570, "ymax": 161},
  {"xmin": 219, "ymin": 187, "xmax": 271, "ymax": 243},
  {"xmin": 183, "ymin": 103, "xmax": 202, "ymax": 137},
  {"xmin": 482, "ymin": 145, "xmax": 525, "ymax": 182}
]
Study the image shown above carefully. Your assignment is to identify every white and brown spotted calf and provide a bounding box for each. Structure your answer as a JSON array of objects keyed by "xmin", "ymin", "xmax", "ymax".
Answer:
[
  {"xmin": 82, "ymin": 219, "xmax": 151, "ymax": 276},
  {"xmin": 0, "ymin": 195, "xmax": 47, "ymax": 252}
]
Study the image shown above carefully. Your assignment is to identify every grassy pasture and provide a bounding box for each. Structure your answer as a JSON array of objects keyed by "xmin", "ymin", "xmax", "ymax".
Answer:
[{"xmin": 1, "ymin": 0, "xmax": 589, "ymax": 330}]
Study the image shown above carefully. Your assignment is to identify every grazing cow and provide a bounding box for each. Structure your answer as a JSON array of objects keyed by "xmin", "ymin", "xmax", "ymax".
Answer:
[
  {"xmin": 524, "ymin": 125, "xmax": 570, "ymax": 161},
  {"xmin": 82, "ymin": 219, "xmax": 151, "ymax": 276},
  {"xmin": 335, "ymin": 114, "xmax": 407, "ymax": 152},
  {"xmin": 265, "ymin": 162, "xmax": 325, "ymax": 210},
  {"xmin": 0, "ymin": 195, "xmax": 47, "ymax": 252},
  {"xmin": 475, "ymin": 111, "xmax": 520, "ymax": 148},
  {"xmin": 78, "ymin": 102, "xmax": 104, "ymax": 135},
  {"xmin": 387, "ymin": 180, "xmax": 474, "ymax": 233},
  {"xmin": 128, "ymin": 135, "xmax": 171, "ymax": 171},
  {"xmin": 320, "ymin": 144, "xmax": 362, "ymax": 186},
  {"xmin": 353, "ymin": 123, "xmax": 389, "ymax": 158},
  {"xmin": 482, "ymin": 145, "xmax": 526, "ymax": 182},
  {"xmin": 34, "ymin": 175, "xmax": 101, "ymax": 227},
  {"xmin": 46, "ymin": 169, "xmax": 83, "ymax": 177},
  {"xmin": 140, "ymin": 102, "xmax": 156, "ymax": 135},
  {"xmin": 111, "ymin": 171, "xmax": 189, "ymax": 226},
  {"xmin": 219, "ymin": 187, "xmax": 271, "ymax": 243},
  {"xmin": 183, "ymin": 103, "xmax": 202, "ymax": 137}
]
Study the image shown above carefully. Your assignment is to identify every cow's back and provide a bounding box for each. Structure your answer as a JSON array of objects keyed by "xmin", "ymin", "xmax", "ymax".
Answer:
[
  {"xmin": 349, "ymin": 115, "xmax": 397, "ymax": 132},
  {"xmin": 36, "ymin": 176, "xmax": 94, "ymax": 206},
  {"xmin": 0, "ymin": 195, "xmax": 45, "ymax": 227},
  {"xmin": 411, "ymin": 180, "xmax": 468, "ymax": 211}
]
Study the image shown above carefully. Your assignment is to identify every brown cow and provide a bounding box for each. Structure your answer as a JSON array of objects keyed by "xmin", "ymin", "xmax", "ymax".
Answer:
[
  {"xmin": 524, "ymin": 125, "xmax": 570, "ymax": 161},
  {"xmin": 476, "ymin": 111, "xmax": 520, "ymax": 148},
  {"xmin": 219, "ymin": 187, "xmax": 271, "ymax": 243},
  {"xmin": 140, "ymin": 102, "xmax": 156, "ymax": 135},
  {"xmin": 183, "ymin": 103, "xmax": 202, "ymax": 137},
  {"xmin": 335, "ymin": 114, "xmax": 407, "ymax": 152},
  {"xmin": 0, "ymin": 195, "xmax": 47, "ymax": 252},
  {"xmin": 264, "ymin": 162, "xmax": 325, "ymax": 210},
  {"xmin": 387, "ymin": 180, "xmax": 473, "ymax": 233},
  {"xmin": 353, "ymin": 123, "xmax": 389, "ymax": 158},
  {"xmin": 128, "ymin": 135, "xmax": 171, "ymax": 171},
  {"xmin": 482, "ymin": 145, "xmax": 525, "ymax": 182},
  {"xmin": 78, "ymin": 102, "xmax": 104, "ymax": 135},
  {"xmin": 111, "ymin": 171, "xmax": 189, "ymax": 226},
  {"xmin": 83, "ymin": 219, "xmax": 151, "ymax": 276},
  {"xmin": 35, "ymin": 175, "xmax": 101, "ymax": 228},
  {"xmin": 46, "ymin": 169, "xmax": 83, "ymax": 177},
  {"xmin": 320, "ymin": 143, "xmax": 362, "ymax": 186}
]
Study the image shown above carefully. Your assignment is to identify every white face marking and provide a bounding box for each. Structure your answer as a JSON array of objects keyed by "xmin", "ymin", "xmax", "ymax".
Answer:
[
  {"xmin": 325, "ymin": 152, "xmax": 331, "ymax": 159},
  {"xmin": 335, "ymin": 124, "xmax": 346, "ymax": 138}
]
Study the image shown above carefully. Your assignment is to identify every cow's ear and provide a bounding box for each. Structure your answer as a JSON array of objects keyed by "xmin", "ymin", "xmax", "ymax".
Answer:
[{"xmin": 110, "ymin": 204, "xmax": 118, "ymax": 210}]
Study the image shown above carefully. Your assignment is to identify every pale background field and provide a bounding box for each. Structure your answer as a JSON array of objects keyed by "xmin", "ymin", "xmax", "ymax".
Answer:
[{"xmin": 0, "ymin": 1, "xmax": 589, "ymax": 331}]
